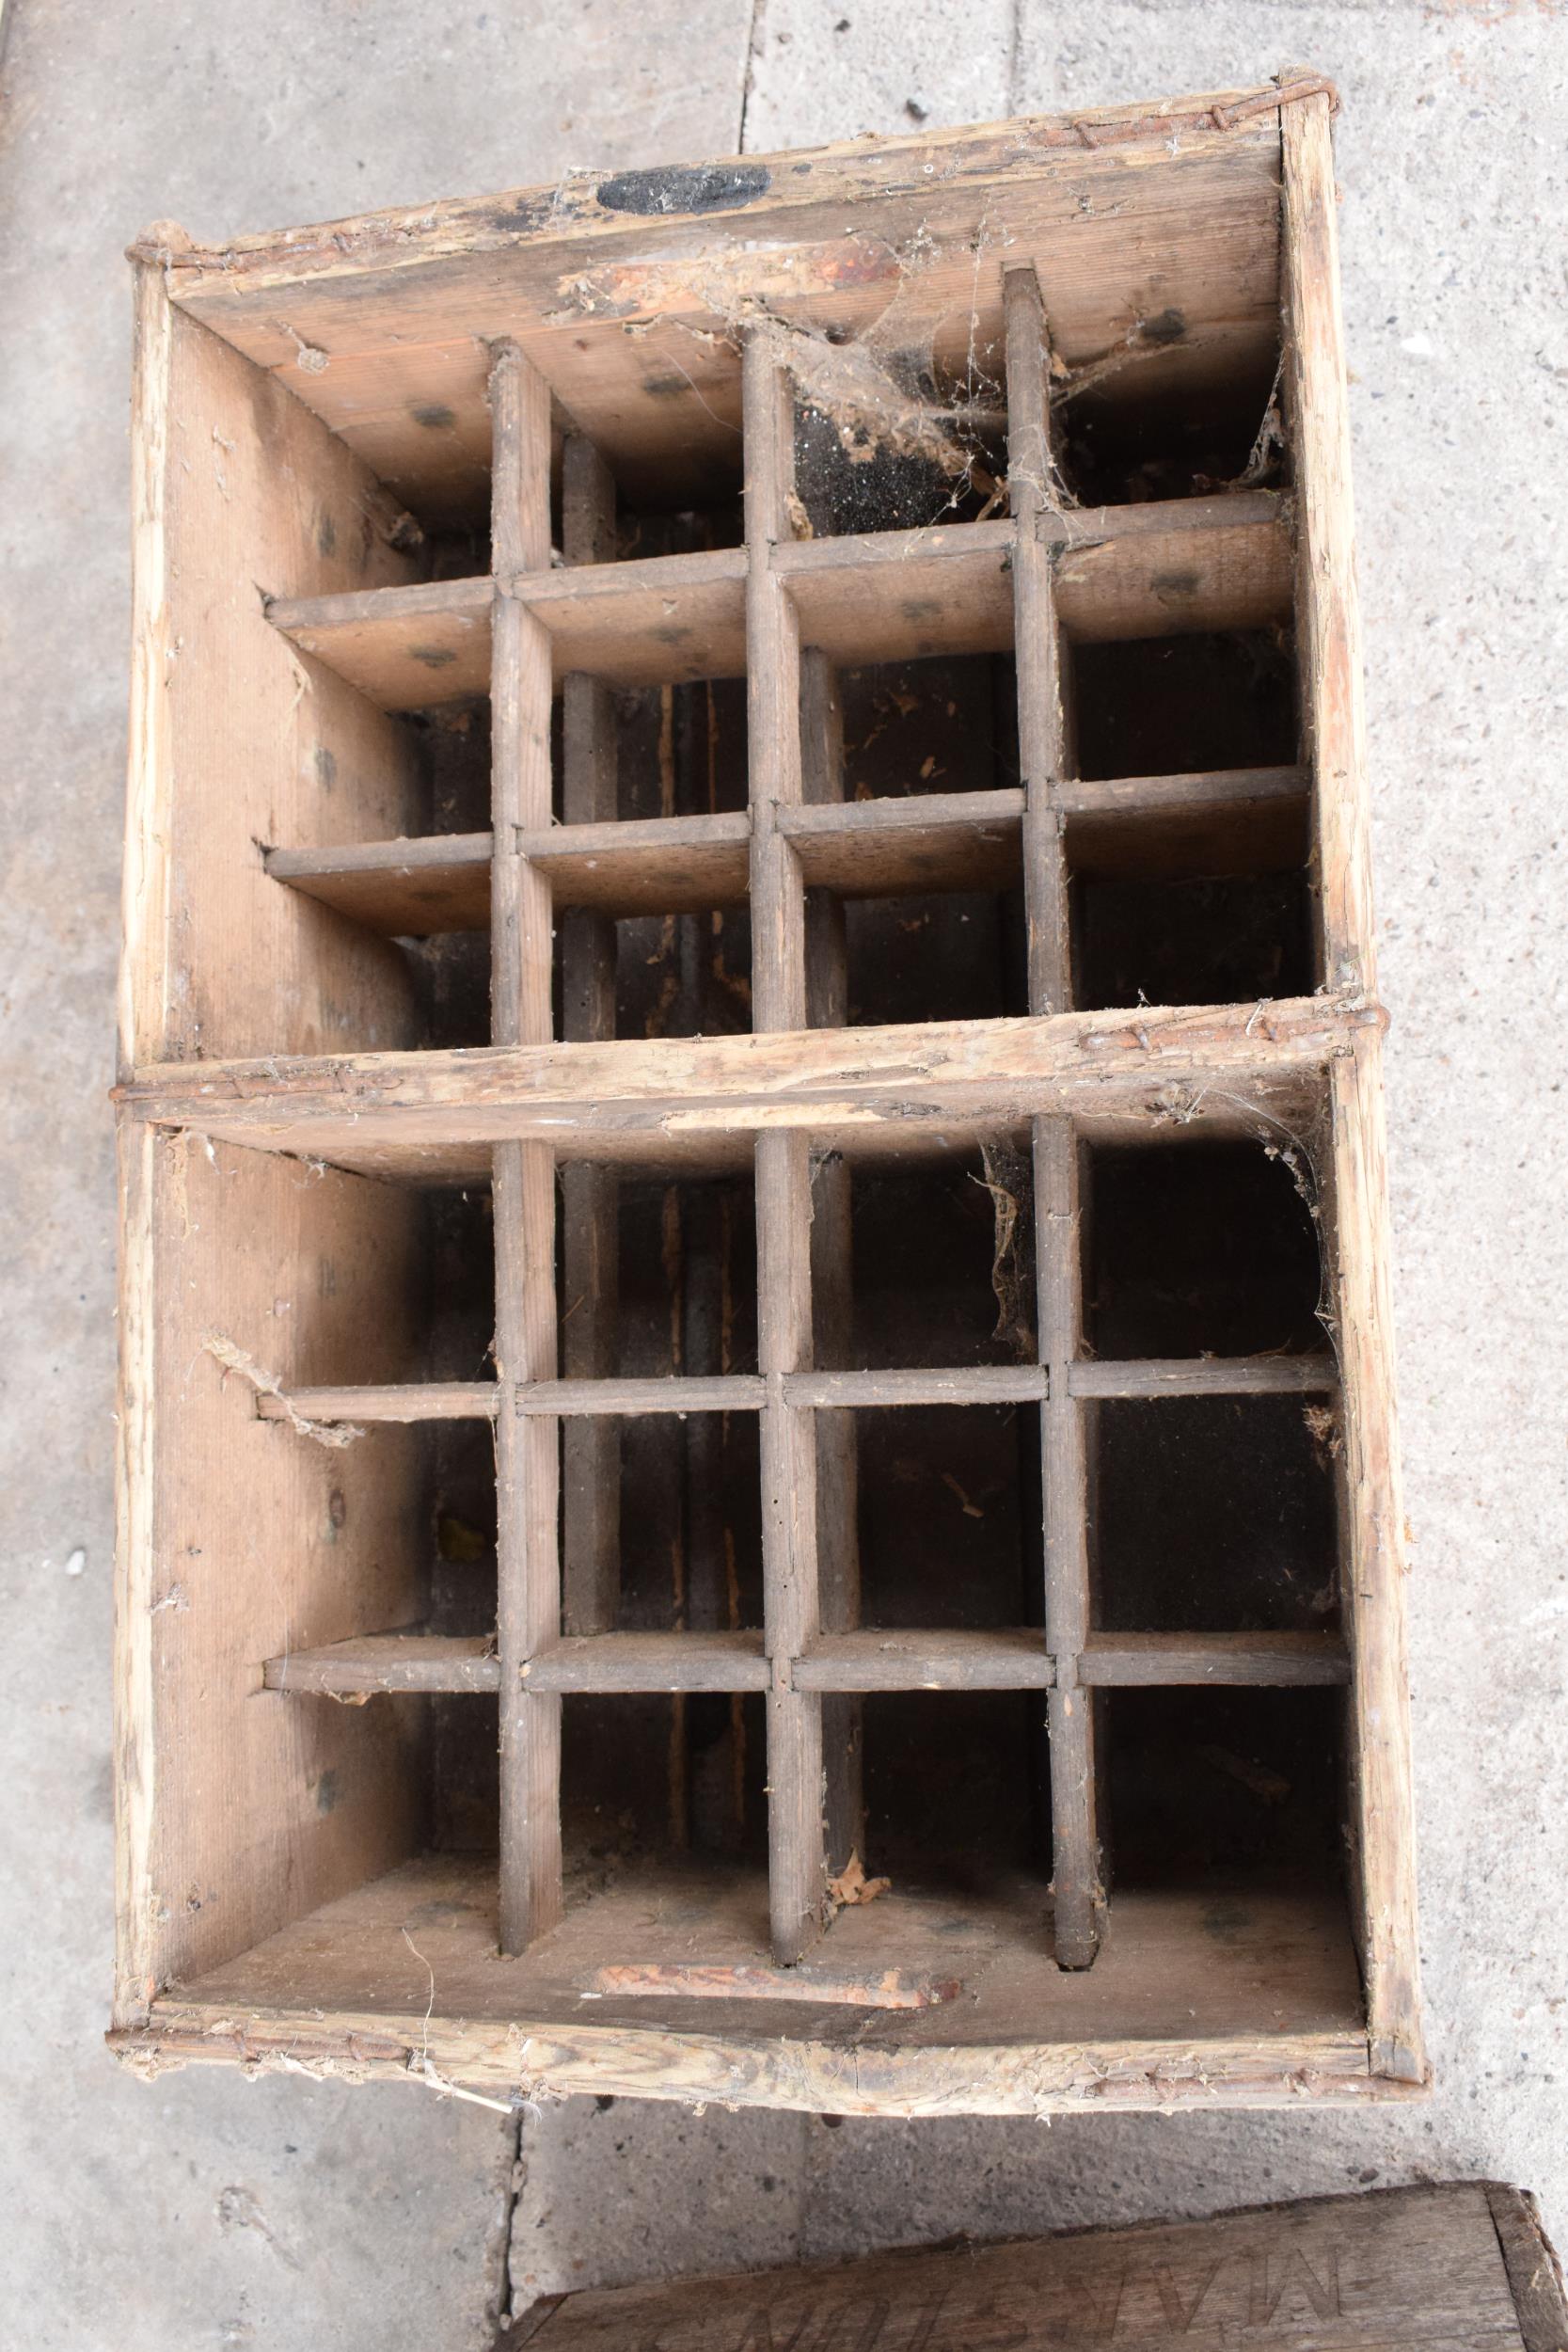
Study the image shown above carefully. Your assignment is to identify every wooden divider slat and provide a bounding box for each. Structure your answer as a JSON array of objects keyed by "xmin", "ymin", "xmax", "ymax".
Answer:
[
  {"xmin": 801, "ymin": 646, "xmax": 863, "ymax": 1881},
  {"xmin": 265, "ymin": 834, "xmax": 493, "ymax": 935},
  {"xmin": 560, "ymin": 434, "xmax": 623, "ymax": 1643},
  {"xmin": 489, "ymin": 341, "xmax": 563, "ymax": 1954},
  {"xmin": 262, "ymin": 763, "xmax": 1308, "ymax": 940},
  {"xmin": 263, "ymin": 1634, "xmax": 501, "ymax": 1695},
  {"xmin": 264, "ymin": 491, "xmax": 1288, "ymax": 717},
  {"xmin": 1008, "ymin": 263, "xmax": 1103, "ymax": 1972},
  {"xmin": 796, "ymin": 1629, "xmax": 1054, "ymax": 1694},
  {"xmin": 258, "ymin": 1624, "xmax": 1351, "ymax": 1704},
  {"xmin": 1067, "ymin": 1355, "xmax": 1337, "ymax": 1399},
  {"xmin": 507, "ymin": 546, "xmax": 749, "ymax": 685},
  {"xmin": 519, "ymin": 1374, "xmax": 766, "ymax": 1417},
  {"xmin": 746, "ymin": 332, "xmax": 826, "ymax": 1963},
  {"xmin": 521, "ymin": 813, "xmax": 751, "ymax": 914},
  {"xmin": 256, "ymin": 1382, "xmax": 499, "ymax": 1423},
  {"xmin": 787, "ymin": 1365, "xmax": 1050, "ymax": 1409},
  {"xmin": 266, "ymin": 574, "xmax": 493, "ymax": 708},
  {"xmin": 1078, "ymin": 1631, "xmax": 1351, "ymax": 1688},
  {"xmin": 250, "ymin": 1354, "xmax": 1335, "ymax": 1431},
  {"xmin": 525, "ymin": 1629, "xmax": 770, "ymax": 1694}
]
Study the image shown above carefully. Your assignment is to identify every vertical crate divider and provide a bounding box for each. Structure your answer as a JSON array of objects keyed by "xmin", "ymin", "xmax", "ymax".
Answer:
[
  {"xmin": 801, "ymin": 649, "xmax": 864, "ymax": 1880},
  {"xmin": 744, "ymin": 329, "xmax": 828, "ymax": 1963},
  {"xmin": 1006, "ymin": 264, "xmax": 1104, "ymax": 1969},
  {"xmin": 489, "ymin": 341, "xmax": 563, "ymax": 1952},
  {"xmin": 559, "ymin": 435, "xmax": 622, "ymax": 1638}
]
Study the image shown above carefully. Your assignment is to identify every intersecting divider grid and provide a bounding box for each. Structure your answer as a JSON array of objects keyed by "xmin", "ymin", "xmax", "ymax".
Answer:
[{"xmin": 444, "ymin": 278, "xmax": 1347, "ymax": 1969}]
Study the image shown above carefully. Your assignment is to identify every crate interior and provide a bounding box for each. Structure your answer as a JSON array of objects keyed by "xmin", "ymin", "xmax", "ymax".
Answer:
[{"xmin": 133, "ymin": 106, "xmax": 1384, "ymax": 2067}]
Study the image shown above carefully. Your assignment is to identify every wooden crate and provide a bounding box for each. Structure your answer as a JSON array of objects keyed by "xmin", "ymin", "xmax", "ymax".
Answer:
[
  {"xmin": 112, "ymin": 73, "xmax": 1425, "ymax": 2115},
  {"xmin": 503, "ymin": 2185, "xmax": 1568, "ymax": 2352}
]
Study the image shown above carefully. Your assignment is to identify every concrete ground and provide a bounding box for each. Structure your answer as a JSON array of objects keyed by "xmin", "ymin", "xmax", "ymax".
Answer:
[{"xmin": 2, "ymin": 2, "xmax": 1563, "ymax": 2344}]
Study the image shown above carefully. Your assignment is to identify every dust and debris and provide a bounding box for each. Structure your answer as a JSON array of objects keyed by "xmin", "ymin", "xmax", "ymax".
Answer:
[
  {"xmin": 553, "ymin": 221, "xmax": 1006, "ymax": 521},
  {"xmin": 200, "ymin": 1332, "xmax": 363, "ymax": 1448},
  {"xmin": 823, "ymin": 1851, "xmax": 892, "ymax": 1923},
  {"xmin": 974, "ymin": 1139, "xmax": 1037, "ymax": 1359},
  {"xmin": 277, "ymin": 321, "xmax": 329, "ymax": 374},
  {"xmin": 1304, "ymin": 1401, "xmax": 1343, "ymax": 1466}
]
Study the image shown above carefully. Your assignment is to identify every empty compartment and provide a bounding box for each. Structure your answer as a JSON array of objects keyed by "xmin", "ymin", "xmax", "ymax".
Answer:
[
  {"xmin": 853, "ymin": 1404, "xmax": 1041, "ymax": 1632},
  {"xmin": 1091, "ymin": 1394, "xmax": 1339, "ymax": 1633},
  {"xmin": 562, "ymin": 1691, "xmax": 769, "ymax": 1888},
  {"xmin": 1072, "ymin": 631, "xmax": 1296, "ymax": 783},
  {"xmin": 1104, "ymin": 1686, "xmax": 1344, "ymax": 1892},
  {"xmin": 1055, "ymin": 337, "xmax": 1282, "ymax": 508},
  {"xmin": 839, "ymin": 657, "xmax": 1017, "ymax": 800},
  {"xmin": 1085, "ymin": 1136, "xmax": 1324, "ymax": 1359},
  {"xmin": 860, "ymin": 1692, "xmax": 1046, "ymax": 1892}
]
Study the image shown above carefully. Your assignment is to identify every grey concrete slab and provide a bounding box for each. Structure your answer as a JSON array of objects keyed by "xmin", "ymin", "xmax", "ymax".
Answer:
[
  {"xmin": 513, "ymin": 0, "xmax": 1568, "ymax": 2297},
  {"xmin": 0, "ymin": 5, "xmax": 750, "ymax": 2346}
]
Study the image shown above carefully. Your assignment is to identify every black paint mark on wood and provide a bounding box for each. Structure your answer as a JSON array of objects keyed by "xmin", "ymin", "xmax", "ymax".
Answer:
[{"xmin": 594, "ymin": 163, "xmax": 771, "ymax": 217}]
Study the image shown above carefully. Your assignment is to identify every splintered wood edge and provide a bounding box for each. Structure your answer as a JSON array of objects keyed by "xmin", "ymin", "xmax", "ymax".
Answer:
[
  {"xmin": 148, "ymin": 83, "xmax": 1301, "ymax": 293},
  {"xmin": 115, "ymin": 993, "xmax": 1376, "ymax": 1152},
  {"xmin": 107, "ymin": 1999, "xmax": 1418, "ymax": 2116}
]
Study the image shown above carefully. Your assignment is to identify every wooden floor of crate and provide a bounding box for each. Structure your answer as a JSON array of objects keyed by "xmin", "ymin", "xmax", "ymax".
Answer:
[{"xmin": 174, "ymin": 1855, "xmax": 1365, "ymax": 2052}]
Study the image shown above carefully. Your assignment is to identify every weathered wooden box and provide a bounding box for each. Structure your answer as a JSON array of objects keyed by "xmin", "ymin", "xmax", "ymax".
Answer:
[{"xmin": 114, "ymin": 74, "xmax": 1424, "ymax": 2114}]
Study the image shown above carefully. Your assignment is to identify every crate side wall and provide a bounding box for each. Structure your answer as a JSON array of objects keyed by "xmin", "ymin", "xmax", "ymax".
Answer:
[
  {"xmin": 1281, "ymin": 93, "xmax": 1422, "ymax": 2081},
  {"xmin": 122, "ymin": 273, "xmax": 430, "ymax": 1071},
  {"xmin": 114, "ymin": 1131, "xmax": 434, "ymax": 2016}
]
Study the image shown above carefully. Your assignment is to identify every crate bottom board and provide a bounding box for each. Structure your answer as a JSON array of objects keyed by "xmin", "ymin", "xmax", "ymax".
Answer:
[{"xmin": 115, "ymin": 1853, "xmax": 1411, "ymax": 2116}]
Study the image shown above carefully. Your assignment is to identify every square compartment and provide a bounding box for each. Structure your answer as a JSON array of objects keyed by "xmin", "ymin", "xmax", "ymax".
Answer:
[
  {"xmin": 1085, "ymin": 1136, "xmax": 1324, "ymax": 1359},
  {"xmin": 1091, "ymin": 1394, "xmax": 1339, "ymax": 1634}
]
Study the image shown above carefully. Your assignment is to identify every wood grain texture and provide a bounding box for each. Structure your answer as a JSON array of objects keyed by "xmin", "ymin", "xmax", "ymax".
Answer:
[
  {"xmin": 1280, "ymin": 97, "xmax": 1421, "ymax": 2086},
  {"xmin": 756, "ymin": 1132, "xmax": 826, "ymax": 1963},
  {"xmin": 112, "ymin": 1134, "xmax": 431, "ymax": 2026},
  {"xmin": 1008, "ymin": 267, "xmax": 1101, "ymax": 1970},
  {"xmin": 265, "ymin": 833, "xmax": 492, "ymax": 935},
  {"xmin": 796, "ymin": 1629, "xmax": 1054, "ymax": 1693},
  {"xmin": 489, "ymin": 341, "xmax": 563, "ymax": 1953},
  {"xmin": 256, "ymin": 1381, "xmax": 498, "ymax": 1422},
  {"xmin": 493, "ymin": 1139, "xmax": 562, "ymax": 1953},
  {"xmin": 1282, "ymin": 92, "xmax": 1372, "ymax": 995},
  {"xmin": 263, "ymin": 1634, "xmax": 500, "ymax": 1695},
  {"xmin": 161, "ymin": 97, "xmax": 1288, "ymax": 525},
  {"xmin": 119, "ymin": 994, "xmax": 1364, "ymax": 1173},
  {"xmin": 494, "ymin": 2184, "xmax": 1538, "ymax": 2352},
  {"xmin": 560, "ymin": 433, "xmax": 623, "ymax": 1642},
  {"xmin": 1079, "ymin": 1631, "xmax": 1350, "ymax": 1687},
  {"xmin": 1067, "ymin": 1355, "xmax": 1337, "ymax": 1398},
  {"xmin": 121, "ymin": 282, "xmax": 425, "ymax": 1069},
  {"xmin": 267, "ymin": 575, "xmax": 493, "ymax": 708},
  {"xmin": 518, "ymin": 1375, "xmax": 766, "ymax": 1417},
  {"xmin": 113, "ymin": 1853, "xmax": 1383, "ymax": 2114},
  {"xmin": 524, "ymin": 1630, "xmax": 769, "ymax": 1694},
  {"xmin": 1329, "ymin": 1032, "xmax": 1422, "ymax": 2082},
  {"xmin": 800, "ymin": 649, "xmax": 863, "ymax": 1877},
  {"xmin": 1485, "ymin": 2183, "xmax": 1568, "ymax": 2352}
]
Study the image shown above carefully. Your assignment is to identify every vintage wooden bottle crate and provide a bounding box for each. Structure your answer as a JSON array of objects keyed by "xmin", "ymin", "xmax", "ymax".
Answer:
[{"xmin": 112, "ymin": 73, "xmax": 1424, "ymax": 2114}]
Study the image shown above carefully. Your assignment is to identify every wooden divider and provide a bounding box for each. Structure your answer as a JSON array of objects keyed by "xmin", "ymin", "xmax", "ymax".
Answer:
[
  {"xmin": 559, "ymin": 435, "xmax": 622, "ymax": 1642},
  {"xmin": 801, "ymin": 647, "xmax": 864, "ymax": 1882},
  {"xmin": 744, "ymin": 332, "xmax": 828, "ymax": 1963},
  {"xmin": 1006, "ymin": 264, "xmax": 1103, "ymax": 1971},
  {"xmin": 488, "ymin": 341, "xmax": 563, "ymax": 1953}
]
